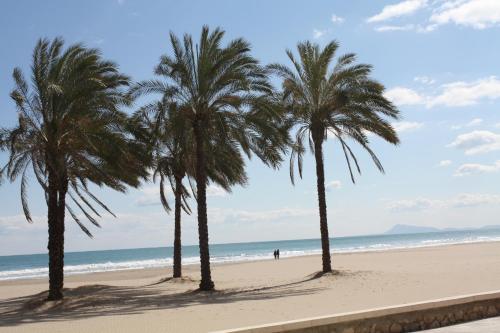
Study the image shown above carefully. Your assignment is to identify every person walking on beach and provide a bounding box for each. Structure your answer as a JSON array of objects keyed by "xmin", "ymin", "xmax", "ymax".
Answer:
[
  {"xmin": 277, "ymin": 249, "xmax": 280, "ymax": 260},
  {"xmin": 273, "ymin": 250, "xmax": 277, "ymax": 260}
]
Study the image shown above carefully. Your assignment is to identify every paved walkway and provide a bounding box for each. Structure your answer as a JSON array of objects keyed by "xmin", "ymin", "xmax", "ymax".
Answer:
[{"xmin": 425, "ymin": 317, "xmax": 500, "ymax": 332}]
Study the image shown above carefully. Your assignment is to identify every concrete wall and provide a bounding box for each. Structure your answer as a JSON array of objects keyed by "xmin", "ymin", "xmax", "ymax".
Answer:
[{"xmin": 213, "ymin": 290, "xmax": 500, "ymax": 333}]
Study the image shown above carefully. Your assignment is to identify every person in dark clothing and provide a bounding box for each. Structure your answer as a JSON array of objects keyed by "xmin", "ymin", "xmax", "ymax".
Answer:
[
  {"xmin": 277, "ymin": 249, "xmax": 280, "ymax": 260},
  {"xmin": 273, "ymin": 250, "xmax": 277, "ymax": 260}
]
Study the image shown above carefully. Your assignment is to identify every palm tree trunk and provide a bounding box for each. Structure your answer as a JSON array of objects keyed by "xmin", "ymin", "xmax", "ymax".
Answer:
[
  {"xmin": 173, "ymin": 175, "xmax": 183, "ymax": 278},
  {"xmin": 47, "ymin": 171, "xmax": 65, "ymax": 300},
  {"xmin": 56, "ymin": 177, "xmax": 68, "ymax": 276},
  {"xmin": 193, "ymin": 119, "xmax": 215, "ymax": 291},
  {"xmin": 313, "ymin": 136, "xmax": 332, "ymax": 273}
]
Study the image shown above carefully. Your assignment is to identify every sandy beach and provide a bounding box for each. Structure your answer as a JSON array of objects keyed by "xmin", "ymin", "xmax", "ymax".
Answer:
[{"xmin": 1, "ymin": 241, "xmax": 500, "ymax": 332}]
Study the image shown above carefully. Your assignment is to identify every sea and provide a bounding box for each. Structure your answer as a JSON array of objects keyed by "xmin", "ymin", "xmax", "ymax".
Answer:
[{"xmin": 2, "ymin": 228, "xmax": 500, "ymax": 281}]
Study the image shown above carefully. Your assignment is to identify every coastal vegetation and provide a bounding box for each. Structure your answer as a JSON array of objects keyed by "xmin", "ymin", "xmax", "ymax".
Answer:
[
  {"xmin": 130, "ymin": 86, "xmax": 254, "ymax": 279},
  {"xmin": 0, "ymin": 38, "xmax": 149, "ymax": 299},
  {"xmin": 269, "ymin": 41, "xmax": 400, "ymax": 272},
  {"xmin": 129, "ymin": 26, "xmax": 288, "ymax": 290},
  {"xmin": 131, "ymin": 100, "xmax": 195, "ymax": 279},
  {"xmin": 0, "ymin": 28, "xmax": 398, "ymax": 297}
]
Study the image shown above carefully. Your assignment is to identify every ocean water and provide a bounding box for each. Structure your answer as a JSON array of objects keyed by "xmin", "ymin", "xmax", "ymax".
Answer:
[{"xmin": 2, "ymin": 228, "xmax": 500, "ymax": 281}]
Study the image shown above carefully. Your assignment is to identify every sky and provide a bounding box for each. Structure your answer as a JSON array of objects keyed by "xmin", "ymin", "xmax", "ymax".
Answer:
[{"xmin": 1, "ymin": 0, "xmax": 500, "ymax": 255}]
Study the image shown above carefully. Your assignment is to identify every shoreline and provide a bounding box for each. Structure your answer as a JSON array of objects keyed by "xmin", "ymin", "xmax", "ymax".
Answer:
[
  {"xmin": 2, "ymin": 241, "xmax": 500, "ymax": 332},
  {"xmin": 2, "ymin": 239, "xmax": 500, "ymax": 285},
  {"xmin": 0, "ymin": 240, "xmax": 500, "ymax": 285},
  {"xmin": 2, "ymin": 238, "xmax": 500, "ymax": 283}
]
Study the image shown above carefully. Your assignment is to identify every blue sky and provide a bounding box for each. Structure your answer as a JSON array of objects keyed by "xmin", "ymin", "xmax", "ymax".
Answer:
[{"xmin": 1, "ymin": 0, "xmax": 500, "ymax": 255}]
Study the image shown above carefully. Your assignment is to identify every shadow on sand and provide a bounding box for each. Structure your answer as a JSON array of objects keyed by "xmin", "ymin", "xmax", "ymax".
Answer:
[{"xmin": 0, "ymin": 271, "xmax": 346, "ymax": 327}]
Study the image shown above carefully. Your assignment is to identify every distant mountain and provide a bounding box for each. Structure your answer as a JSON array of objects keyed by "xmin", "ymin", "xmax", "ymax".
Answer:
[
  {"xmin": 385, "ymin": 224, "xmax": 500, "ymax": 235},
  {"xmin": 479, "ymin": 225, "xmax": 500, "ymax": 231},
  {"xmin": 385, "ymin": 224, "xmax": 440, "ymax": 235}
]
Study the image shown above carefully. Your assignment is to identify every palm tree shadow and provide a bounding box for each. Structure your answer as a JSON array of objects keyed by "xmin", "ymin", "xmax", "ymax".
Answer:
[
  {"xmin": 147, "ymin": 276, "xmax": 198, "ymax": 286},
  {"xmin": 0, "ymin": 271, "xmax": 345, "ymax": 328}
]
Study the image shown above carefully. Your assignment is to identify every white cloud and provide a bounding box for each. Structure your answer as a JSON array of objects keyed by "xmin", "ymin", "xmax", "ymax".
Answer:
[
  {"xmin": 0, "ymin": 214, "xmax": 46, "ymax": 232},
  {"xmin": 135, "ymin": 184, "xmax": 227, "ymax": 206},
  {"xmin": 313, "ymin": 14, "xmax": 344, "ymax": 40},
  {"xmin": 454, "ymin": 160, "xmax": 500, "ymax": 177},
  {"xmin": 448, "ymin": 130, "xmax": 500, "ymax": 155},
  {"xmin": 223, "ymin": 207, "xmax": 316, "ymax": 223},
  {"xmin": 313, "ymin": 29, "xmax": 326, "ymax": 39},
  {"xmin": 430, "ymin": 0, "xmax": 500, "ymax": 29},
  {"xmin": 451, "ymin": 118, "xmax": 484, "ymax": 130},
  {"xmin": 384, "ymin": 87, "xmax": 424, "ymax": 106},
  {"xmin": 387, "ymin": 193, "xmax": 500, "ymax": 212},
  {"xmin": 331, "ymin": 14, "xmax": 345, "ymax": 24},
  {"xmin": 369, "ymin": 0, "xmax": 500, "ymax": 32},
  {"xmin": 416, "ymin": 23, "xmax": 439, "ymax": 32},
  {"xmin": 428, "ymin": 77, "xmax": 500, "ymax": 108},
  {"xmin": 387, "ymin": 197, "xmax": 437, "ymax": 212},
  {"xmin": 374, "ymin": 23, "xmax": 438, "ymax": 33},
  {"xmin": 135, "ymin": 186, "xmax": 166, "ymax": 206},
  {"xmin": 387, "ymin": 77, "xmax": 500, "ymax": 108},
  {"xmin": 467, "ymin": 118, "xmax": 484, "ymax": 127},
  {"xmin": 392, "ymin": 121, "xmax": 424, "ymax": 133},
  {"xmin": 367, "ymin": 0, "xmax": 428, "ymax": 23},
  {"xmin": 451, "ymin": 193, "xmax": 500, "ymax": 207},
  {"xmin": 375, "ymin": 24, "xmax": 416, "ymax": 31},
  {"xmin": 438, "ymin": 160, "xmax": 453, "ymax": 167},
  {"xmin": 206, "ymin": 184, "xmax": 228, "ymax": 197},
  {"xmin": 414, "ymin": 76, "xmax": 436, "ymax": 85},
  {"xmin": 326, "ymin": 180, "xmax": 342, "ymax": 191}
]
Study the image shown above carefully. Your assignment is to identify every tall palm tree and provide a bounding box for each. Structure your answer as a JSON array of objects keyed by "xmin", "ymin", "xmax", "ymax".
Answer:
[
  {"xmin": 0, "ymin": 38, "xmax": 148, "ymax": 300},
  {"xmin": 130, "ymin": 26, "xmax": 288, "ymax": 290},
  {"xmin": 133, "ymin": 100, "xmax": 251, "ymax": 279},
  {"xmin": 135, "ymin": 101, "xmax": 193, "ymax": 279},
  {"xmin": 269, "ymin": 41, "xmax": 400, "ymax": 273}
]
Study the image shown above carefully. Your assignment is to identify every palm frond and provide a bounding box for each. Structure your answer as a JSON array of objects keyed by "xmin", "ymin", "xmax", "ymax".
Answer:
[{"xmin": 271, "ymin": 39, "xmax": 400, "ymax": 187}]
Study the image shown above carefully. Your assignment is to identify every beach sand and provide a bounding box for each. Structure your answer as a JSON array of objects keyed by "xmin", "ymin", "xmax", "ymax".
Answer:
[{"xmin": 1, "ymin": 241, "xmax": 500, "ymax": 332}]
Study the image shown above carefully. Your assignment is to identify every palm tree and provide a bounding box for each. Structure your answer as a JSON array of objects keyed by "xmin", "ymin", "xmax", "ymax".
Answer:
[
  {"xmin": 269, "ymin": 41, "xmax": 400, "ymax": 273},
  {"xmin": 133, "ymin": 101, "xmax": 193, "ymax": 279},
  {"xmin": 0, "ymin": 38, "xmax": 148, "ymax": 300},
  {"xmin": 130, "ymin": 26, "xmax": 288, "ymax": 290},
  {"xmin": 133, "ymin": 100, "xmax": 251, "ymax": 279}
]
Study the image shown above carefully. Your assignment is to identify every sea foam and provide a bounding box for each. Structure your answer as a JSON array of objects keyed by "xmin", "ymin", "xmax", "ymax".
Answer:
[{"xmin": 2, "ymin": 230, "xmax": 500, "ymax": 280}]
